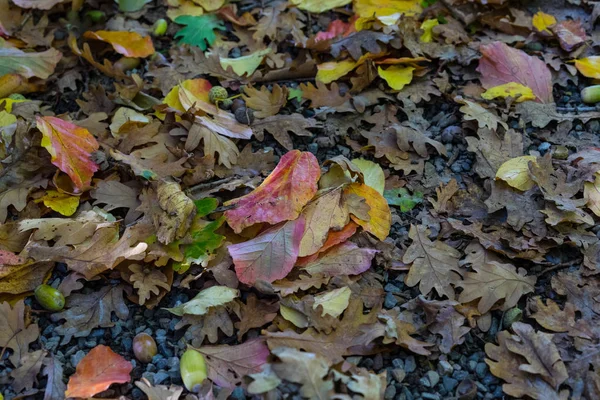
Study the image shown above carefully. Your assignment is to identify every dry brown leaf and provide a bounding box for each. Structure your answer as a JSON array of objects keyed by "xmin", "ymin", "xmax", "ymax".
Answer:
[
  {"xmin": 0, "ymin": 300, "xmax": 39, "ymax": 366},
  {"xmin": 129, "ymin": 264, "xmax": 171, "ymax": 305},
  {"xmin": 243, "ymin": 84, "xmax": 288, "ymax": 118},
  {"xmin": 233, "ymin": 294, "xmax": 279, "ymax": 340},
  {"xmin": 252, "ymin": 114, "xmax": 317, "ymax": 151},
  {"xmin": 300, "ymin": 81, "xmax": 351, "ymax": 108},
  {"xmin": 528, "ymin": 297, "xmax": 593, "ymax": 339}
]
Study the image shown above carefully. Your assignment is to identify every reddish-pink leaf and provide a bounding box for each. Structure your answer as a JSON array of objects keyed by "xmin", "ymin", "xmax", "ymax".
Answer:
[
  {"xmin": 65, "ymin": 345, "xmax": 132, "ymax": 398},
  {"xmin": 229, "ymin": 217, "xmax": 305, "ymax": 285},
  {"xmin": 36, "ymin": 116, "xmax": 99, "ymax": 192},
  {"xmin": 476, "ymin": 41, "xmax": 553, "ymax": 103},
  {"xmin": 224, "ymin": 150, "xmax": 320, "ymax": 233},
  {"xmin": 0, "ymin": 250, "xmax": 24, "ymax": 265},
  {"xmin": 315, "ymin": 19, "xmax": 355, "ymax": 42},
  {"xmin": 300, "ymin": 241, "xmax": 378, "ymax": 277},
  {"xmin": 551, "ymin": 20, "xmax": 586, "ymax": 52}
]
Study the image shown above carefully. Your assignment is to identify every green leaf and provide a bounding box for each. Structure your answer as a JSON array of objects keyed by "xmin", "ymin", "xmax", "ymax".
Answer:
[
  {"xmin": 288, "ymin": 88, "xmax": 303, "ymax": 102},
  {"xmin": 0, "ymin": 47, "xmax": 62, "ymax": 79},
  {"xmin": 173, "ymin": 215, "xmax": 225, "ymax": 273},
  {"xmin": 384, "ymin": 188, "xmax": 423, "ymax": 212},
  {"xmin": 174, "ymin": 14, "xmax": 226, "ymax": 51},
  {"xmin": 194, "ymin": 198, "xmax": 218, "ymax": 217},
  {"xmin": 115, "ymin": 0, "xmax": 151, "ymax": 12}
]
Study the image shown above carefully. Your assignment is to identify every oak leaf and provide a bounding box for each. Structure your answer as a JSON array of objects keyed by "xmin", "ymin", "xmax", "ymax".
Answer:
[
  {"xmin": 91, "ymin": 180, "xmax": 141, "ymax": 224},
  {"xmin": 42, "ymin": 355, "xmax": 66, "ymax": 400},
  {"xmin": 456, "ymin": 243, "xmax": 536, "ymax": 313},
  {"xmin": 330, "ymin": 31, "xmax": 393, "ymax": 60},
  {"xmin": 175, "ymin": 306, "xmax": 235, "ymax": 346},
  {"xmin": 233, "ymin": 294, "xmax": 279, "ymax": 340},
  {"xmin": 36, "ymin": 116, "xmax": 99, "ymax": 192},
  {"xmin": 188, "ymin": 124, "xmax": 239, "ymax": 168},
  {"xmin": 0, "ymin": 300, "xmax": 39, "ymax": 366},
  {"xmin": 252, "ymin": 114, "xmax": 318, "ymax": 151},
  {"xmin": 51, "ymin": 284, "xmax": 129, "ymax": 344},
  {"xmin": 458, "ymin": 99, "xmax": 508, "ymax": 131},
  {"xmin": 135, "ymin": 379, "xmax": 184, "ymax": 400},
  {"xmin": 224, "ymin": 150, "xmax": 319, "ymax": 233},
  {"xmin": 477, "ymin": 41, "xmax": 553, "ymax": 103},
  {"xmin": 403, "ymin": 224, "xmax": 461, "ymax": 299},
  {"xmin": 10, "ymin": 349, "xmax": 46, "ymax": 393},
  {"xmin": 129, "ymin": 264, "xmax": 171, "ymax": 305},
  {"xmin": 299, "ymin": 81, "xmax": 351, "ymax": 108},
  {"xmin": 65, "ymin": 345, "xmax": 133, "ymax": 398},
  {"xmin": 0, "ymin": 261, "xmax": 54, "ymax": 296},
  {"xmin": 528, "ymin": 297, "xmax": 593, "ymax": 339},
  {"xmin": 551, "ymin": 20, "xmax": 586, "ymax": 52},
  {"xmin": 243, "ymin": 84, "xmax": 288, "ymax": 118},
  {"xmin": 229, "ymin": 217, "xmax": 305, "ymax": 285},
  {"xmin": 379, "ymin": 309, "xmax": 433, "ymax": 355}
]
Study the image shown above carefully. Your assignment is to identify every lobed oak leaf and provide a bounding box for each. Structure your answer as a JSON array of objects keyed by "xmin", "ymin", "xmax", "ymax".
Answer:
[
  {"xmin": 379, "ymin": 309, "xmax": 433, "ymax": 355},
  {"xmin": 403, "ymin": 224, "xmax": 461, "ymax": 299},
  {"xmin": 233, "ymin": 294, "xmax": 279, "ymax": 340},
  {"xmin": 188, "ymin": 124, "xmax": 239, "ymax": 169},
  {"xmin": 224, "ymin": 150, "xmax": 319, "ymax": 233},
  {"xmin": 51, "ymin": 284, "xmax": 129, "ymax": 344},
  {"xmin": 330, "ymin": 31, "xmax": 393, "ymax": 60},
  {"xmin": 36, "ymin": 116, "xmax": 99, "ymax": 192},
  {"xmin": 252, "ymin": 114, "xmax": 317, "ymax": 151},
  {"xmin": 528, "ymin": 297, "xmax": 593, "ymax": 339},
  {"xmin": 135, "ymin": 379, "xmax": 184, "ymax": 400},
  {"xmin": 271, "ymin": 273, "xmax": 331, "ymax": 296},
  {"xmin": 229, "ymin": 217, "xmax": 305, "ymax": 285},
  {"xmin": 10, "ymin": 349, "xmax": 46, "ymax": 393},
  {"xmin": 65, "ymin": 345, "xmax": 133, "ymax": 398},
  {"xmin": 242, "ymin": 84, "xmax": 288, "ymax": 118},
  {"xmin": 91, "ymin": 180, "xmax": 141, "ymax": 224},
  {"xmin": 42, "ymin": 355, "xmax": 66, "ymax": 400},
  {"xmin": 175, "ymin": 306, "xmax": 235, "ymax": 346},
  {"xmin": 195, "ymin": 338, "xmax": 270, "ymax": 388},
  {"xmin": 129, "ymin": 264, "xmax": 171, "ymax": 306},
  {"xmin": 477, "ymin": 41, "xmax": 553, "ymax": 103},
  {"xmin": 458, "ymin": 99, "xmax": 508, "ymax": 131},
  {"xmin": 299, "ymin": 81, "xmax": 351, "ymax": 108},
  {"xmin": 0, "ymin": 300, "xmax": 39, "ymax": 366},
  {"xmin": 83, "ymin": 30, "xmax": 155, "ymax": 58},
  {"xmin": 457, "ymin": 242, "xmax": 536, "ymax": 313}
]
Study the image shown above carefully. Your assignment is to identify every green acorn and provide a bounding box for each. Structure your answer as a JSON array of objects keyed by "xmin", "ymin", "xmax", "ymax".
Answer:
[
  {"xmin": 34, "ymin": 284, "xmax": 65, "ymax": 312},
  {"xmin": 208, "ymin": 86, "xmax": 228, "ymax": 104},
  {"xmin": 180, "ymin": 348, "xmax": 207, "ymax": 391}
]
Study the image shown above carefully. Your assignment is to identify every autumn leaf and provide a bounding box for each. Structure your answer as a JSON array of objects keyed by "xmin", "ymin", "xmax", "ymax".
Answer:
[
  {"xmin": 129, "ymin": 264, "xmax": 170, "ymax": 306},
  {"xmin": 0, "ymin": 47, "xmax": 62, "ymax": 79},
  {"xmin": 551, "ymin": 20, "xmax": 586, "ymax": 52},
  {"xmin": 302, "ymin": 241, "xmax": 377, "ymax": 277},
  {"xmin": 403, "ymin": 224, "xmax": 461, "ymax": 299},
  {"xmin": 532, "ymin": 11, "xmax": 556, "ymax": 34},
  {"xmin": 224, "ymin": 150, "xmax": 320, "ymax": 233},
  {"xmin": 291, "ymin": 0, "xmax": 351, "ymax": 13},
  {"xmin": 316, "ymin": 60, "xmax": 358, "ymax": 84},
  {"xmin": 528, "ymin": 297, "xmax": 592, "ymax": 339},
  {"xmin": 481, "ymin": 82, "xmax": 536, "ymax": 102},
  {"xmin": 65, "ymin": 345, "xmax": 133, "ymax": 398},
  {"xmin": 354, "ymin": 0, "xmax": 422, "ymax": 25},
  {"xmin": 379, "ymin": 308, "xmax": 433, "ymax": 355},
  {"xmin": 458, "ymin": 98, "xmax": 508, "ymax": 131},
  {"xmin": 165, "ymin": 285, "xmax": 239, "ymax": 316},
  {"xmin": 378, "ymin": 66, "xmax": 414, "ymax": 91},
  {"xmin": 220, "ymin": 48, "xmax": 272, "ymax": 77},
  {"xmin": 11, "ymin": 349, "xmax": 46, "ymax": 393},
  {"xmin": 36, "ymin": 116, "xmax": 99, "ymax": 192},
  {"xmin": 229, "ymin": 217, "xmax": 305, "ymax": 285},
  {"xmin": 343, "ymin": 183, "xmax": 391, "ymax": 241},
  {"xmin": 477, "ymin": 41, "xmax": 553, "ymax": 103},
  {"xmin": 41, "ymin": 190, "xmax": 79, "ymax": 216},
  {"xmin": 252, "ymin": 114, "xmax": 318, "ymax": 151},
  {"xmin": 495, "ymin": 155, "xmax": 538, "ymax": 191},
  {"xmin": 83, "ymin": 31, "xmax": 155, "ymax": 58},
  {"xmin": 575, "ymin": 56, "xmax": 600, "ymax": 79},
  {"xmin": 0, "ymin": 300, "xmax": 39, "ymax": 366},
  {"xmin": 243, "ymin": 84, "xmax": 288, "ymax": 118}
]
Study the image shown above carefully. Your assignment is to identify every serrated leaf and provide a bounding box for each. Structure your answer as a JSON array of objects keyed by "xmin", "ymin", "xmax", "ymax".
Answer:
[{"xmin": 174, "ymin": 14, "xmax": 226, "ymax": 50}]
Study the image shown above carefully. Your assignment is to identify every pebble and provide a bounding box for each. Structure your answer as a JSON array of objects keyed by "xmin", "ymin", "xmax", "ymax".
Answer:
[
  {"xmin": 231, "ymin": 387, "xmax": 245, "ymax": 400},
  {"xmin": 392, "ymin": 368, "xmax": 406, "ymax": 383},
  {"xmin": 419, "ymin": 376, "xmax": 431, "ymax": 387},
  {"xmin": 402, "ymin": 386, "xmax": 414, "ymax": 400},
  {"xmin": 438, "ymin": 360, "xmax": 453, "ymax": 375},
  {"xmin": 159, "ymin": 342, "xmax": 174, "ymax": 357},
  {"xmin": 384, "ymin": 292, "xmax": 399, "ymax": 309},
  {"xmin": 475, "ymin": 362, "xmax": 488, "ymax": 378},
  {"xmin": 131, "ymin": 388, "xmax": 144, "ymax": 400},
  {"xmin": 443, "ymin": 376, "xmax": 459, "ymax": 392},
  {"xmin": 384, "ymin": 283, "xmax": 402, "ymax": 294},
  {"xmin": 384, "ymin": 384, "xmax": 396, "ymax": 399},
  {"xmin": 308, "ymin": 143, "xmax": 319, "ymax": 155},
  {"xmin": 154, "ymin": 370, "xmax": 169, "ymax": 384},
  {"xmin": 451, "ymin": 163, "xmax": 463, "ymax": 173},
  {"xmin": 426, "ymin": 371, "xmax": 440, "ymax": 387},
  {"xmin": 422, "ymin": 393, "xmax": 440, "ymax": 400},
  {"xmin": 537, "ymin": 142, "xmax": 551, "ymax": 153},
  {"xmin": 453, "ymin": 370, "xmax": 469, "ymax": 380},
  {"xmin": 146, "ymin": 363, "xmax": 157, "ymax": 372},
  {"xmin": 404, "ymin": 356, "xmax": 416, "ymax": 373},
  {"xmin": 468, "ymin": 360, "xmax": 478, "ymax": 371},
  {"xmin": 392, "ymin": 359, "xmax": 404, "ymax": 369},
  {"xmin": 142, "ymin": 371, "xmax": 155, "ymax": 384},
  {"xmin": 475, "ymin": 381, "xmax": 489, "ymax": 392},
  {"xmin": 167, "ymin": 357, "xmax": 180, "ymax": 370},
  {"xmin": 122, "ymin": 337, "xmax": 133, "ymax": 352},
  {"xmin": 70, "ymin": 350, "xmax": 86, "ymax": 368}
]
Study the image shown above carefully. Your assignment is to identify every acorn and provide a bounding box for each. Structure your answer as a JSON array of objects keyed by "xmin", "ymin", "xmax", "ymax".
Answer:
[
  {"xmin": 153, "ymin": 19, "xmax": 168, "ymax": 36},
  {"xmin": 552, "ymin": 145, "xmax": 569, "ymax": 160},
  {"xmin": 502, "ymin": 307, "xmax": 522, "ymax": 329},
  {"xmin": 218, "ymin": 98, "xmax": 233, "ymax": 110},
  {"xmin": 234, "ymin": 107, "xmax": 254, "ymax": 125},
  {"xmin": 34, "ymin": 284, "xmax": 65, "ymax": 312},
  {"xmin": 133, "ymin": 333, "xmax": 157, "ymax": 363},
  {"xmin": 180, "ymin": 348, "xmax": 207, "ymax": 391},
  {"xmin": 230, "ymin": 98, "xmax": 245, "ymax": 113},
  {"xmin": 581, "ymin": 85, "xmax": 600, "ymax": 104},
  {"xmin": 208, "ymin": 86, "xmax": 228, "ymax": 104}
]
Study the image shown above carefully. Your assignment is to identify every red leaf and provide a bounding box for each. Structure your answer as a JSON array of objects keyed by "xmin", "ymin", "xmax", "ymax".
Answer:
[
  {"xmin": 224, "ymin": 150, "xmax": 320, "ymax": 233},
  {"xmin": 229, "ymin": 217, "xmax": 305, "ymax": 285},
  {"xmin": 476, "ymin": 41, "xmax": 553, "ymax": 103},
  {"xmin": 315, "ymin": 19, "xmax": 356, "ymax": 42},
  {"xmin": 0, "ymin": 250, "xmax": 24, "ymax": 265},
  {"xmin": 36, "ymin": 116, "xmax": 99, "ymax": 192},
  {"xmin": 65, "ymin": 345, "xmax": 132, "ymax": 398}
]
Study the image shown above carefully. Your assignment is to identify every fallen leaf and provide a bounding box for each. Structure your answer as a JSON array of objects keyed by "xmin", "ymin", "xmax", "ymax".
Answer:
[
  {"xmin": 551, "ymin": 20, "xmax": 586, "ymax": 52},
  {"xmin": 40, "ymin": 190, "xmax": 79, "ymax": 216},
  {"xmin": 42, "ymin": 355, "xmax": 66, "ymax": 400},
  {"xmin": 584, "ymin": 173, "xmax": 600, "ymax": 217},
  {"xmin": 36, "ymin": 116, "xmax": 99, "ymax": 192},
  {"xmin": 135, "ymin": 379, "xmax": 184, "ymax": 400},
  {"xmin": 11, "ymin": 349, "xmax": 46, "ymax": 393},
  {"xmin": 316, "ymin": 60, "xmax": 358, "ymax": 84},
  {"xmin": 219, "ymin": 48, "xmax": 271, "ymax": 77},
  {"xmin": 291, "ymin": 0, "xmax": 351, "ymax": 13},
  {"xmin": 165, "ymin": 285, "xmax": 239, "ymax": 316},
  {"xmin": 0, "ymin": 47, "xmax": 62, "ymax": 79},
  {"xmin": 243, "ymin": 84, "xmax": 288, "ymax": 118},
  {"xmin": 313, "ymin": 286, "xmax": 351, "ymax": 318},
  {"xmin": 129, "ymin": 264, "xmax": 171, "ymax": 305},
  {"xmin": 224, "ymin": 150, "xmax": 320, "ymax": 233},
  {"xmin": 477, "ymin": 41, "xmax": 553, "ymax": 103},
  {"xmin": 528, "ymin": 297, "xmax": 592, "ymax": 339},
  {"xmin": 379, "ymin": 308, "xmax": 433, "ymax": 355},
  {"xmin": 229, "ymin": 217, "xmax": 305, "ymax": 285},
  {"xmin": 83, "ymin": 30, "xmax": 155, "ymax": 58},
  {"xmin": 174, "ymin": 14, "xmax": 226, "ymax": 50},
  {"xmin": 344, "ymin": 183, "xmax": 391, "ymax": 241},
  {"xmin": 575, "ymin": 56, "xmax": 600, "ymax": 79},
  {"xmin": 351, "ymin": 158, "xmax": 385, "ymax": 194},
  {"xmin": 233, "ymin": 294, "xmax": 279, "ymax": 340},
  {"xmin": 302, "ymin": 241, "xmax": 377, "ymax": 277},
  {"xmin": 354, "ymin": 0, "xmax": 422, "ymax": 25},
  {"xmin": 495, "ymin": 155, "xmax": 538, "ymax": 191},
  {"xmin": 378, "ymin": 66, "xmax": 414, "ymax": 91},
  {"xmin": 271, "ymin": 347, "xmax": 335, "ymax": 398},
  {"xmin": 532, "ymin": 11, "xmax": 556, "ymax": 34},
  {"xmin": 458, "ymin": 99, "xmax": 508, "ymax": 131},
  {"xmin": 65, "ymin": 345, "xmax": 133, "ymax": 398},
  {"xmin": 12, "ymin": 0, "xmax": 66, "ymax": 9},
  {"xmin": 0, "ymin": 300, "xmax": 39, "ymax": 366},
  {"xmin": 481, "ymin": 82, "xmax": 536, "ymax": 102},
  {"xmin": 252, "ymin": 114, "xmax": 317, "ymax": 151}
]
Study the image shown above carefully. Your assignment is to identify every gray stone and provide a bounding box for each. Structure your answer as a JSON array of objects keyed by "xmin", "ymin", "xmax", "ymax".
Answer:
[
  {"xmin": 443, "ymin": 376, "xmax": 458, "ymax": 392},
  {"xmin": 308, "ymin": 143, "xmax": 319, "ymax": 155},
  {"xmin": 384, "ymin": 283, "xmax": 402, "ymax": 294},
  {"xmin": 422, "ymin": 393, "xmax": 440, "ymax": 400},
  {"xmin": 438, "ymin": 360, "xmax": 453, "ymax": 375},
  {"xmin": 153, "ymin": 371, "xmax": 169, "ymax": 385},
  {"xmin": 468, "ymin": 360, "xmax": 478, "ymax": 371},
  {"xmin": 392, "ymin": 359, "xmax": 404, "ymax": 369},
  {"xmin": 142, "ymin": 371, "xmax": 155, "ymax": 384},
  {"xmin": 231, "ymin": 387, "xmax": 245, "ymax": 400},
  {"xmin": 384, "ymin": 292, "xmax": 399, "ymax": 309},
  {"xmin": 404, "ymin": 356, "xmax": 416, "ymax": 373},
  {"xmin": 419, "ymin": 376, "xmax": 431, "ymax": 387},
  {"xmin": 70, "ymin": 350, "xmax": 86, "ymax": 368},
  {"xmin": 426, "ymin": 371, "xmax": 440, "ymax": 387},
  {"xmin": 392, "ymin": 368, "xmax": 406, "ymax": 383},
  {"xmin": 538, "ymin": 142, "xmax": 551, "ymax": 153},
  {"xmin": 384, "ymin": 384, "xmax": 397, "ymax": 400},
  {"xmin": 475, "ymin": 362, "xmax": 488, "ymax": 378},
  {"xmin": 146, "ymin": 363, "xmax": 157, "ymax": 372}
]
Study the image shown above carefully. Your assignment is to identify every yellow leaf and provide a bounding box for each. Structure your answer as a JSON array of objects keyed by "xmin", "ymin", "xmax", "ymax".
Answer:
[
  {"xmin": 219, "ymin": 48, "xmax": 272, "ymax": 77},
  {"xmin": 532, "ymin": 11, "xmax": 556, "ymax": 34},
  {"xmin": 313, "ymin": 286, "xmax": 351, "ymax": 317},
  {"xmin": 354, "ymin": 0, "xmax": 422, "ymax": 25},
  {"xmin": 316, "ymin": 60, "xmax": 357, "ymax": 84},
  {"xmin": 83, "ymin": 31, "xmax": 155, "ymax": 58},
  {"xmin": 280, "ymin": 304, "xmax": 309, "ymax": 328},
  {"xmin": 0, "ymin": 110, "xmax": 16, "ymax": 128},
  {"xmin": 164, "ymin": 78, "xmax": 212, "ymax": 112},
  {"xmin": 42, "ymin": 190, "xmax": 80, "ymax": 216},
  {"xmin": 109, "ymin": 107, "xmax": 150, "ymax": 136},
  {"xmin": 167, "ymin": 0, "xmax": 204, "ymax": 20},
  {"xmin": 420, "ymin": 19, "xmax": 439, "ymax": 43},
  {"xmin": 291, "ymin": 0, "xmax": 351, "ymax": 13},
  {"xmin": 575, "ymin": 57, "xmax": 600, "ymax": 79},
  {"xmin": 344, "ymin": 182, "xmax": 391, "ymax": 240},
  {"xmin": 495, "ymin": 156, "xmax": 537, "ymax": 191},
  {"xmin": 192, "ymin": 0, "xmax": 225, "ymax": 11},
  {"xmin": 351, "ymin": 158, "xmax": 385, "ymax": 194},
  {"xmin": 378, "ymin": 66, "xmax": 414, "ymax": 91},
  {"xmin": 481, "ymin": 82, "xmax": 536, "ymax": 103},
  {"xmin": 0, "ymin": 97, "xmax": 26, "ymax": 112},
  {"xmin": 584, "ymin": 173, "xmax": 600, "ymax": 217}
]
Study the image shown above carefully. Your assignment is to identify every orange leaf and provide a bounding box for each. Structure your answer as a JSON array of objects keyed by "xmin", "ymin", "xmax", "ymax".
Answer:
[
  {"xmin": 65, "ymin": 345, "xmax": 132, "ymax": 398},
  {"xmin": 225, "ymin": 150, "xmax": 320, "ymax": 233},
  {"xmin": 83, "ymin": 30, "xmax": 155, "ymax": 58},
  {"xmin": 36, "ymin": 116, "xmax": 99, "ymax": 192},
  {"xmin": 344, "ymin": 183, "xmax": 391, "ymax": 241}
]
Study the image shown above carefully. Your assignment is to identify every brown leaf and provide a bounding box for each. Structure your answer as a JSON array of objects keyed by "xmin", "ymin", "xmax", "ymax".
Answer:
[
  {"xmin": 466, "ymin": 128, "xmax": 523, "ymax": 179},
  {"xmin": 551, "ymin": 271, "xmax": 600, "ymax": 321},
  {"xmin": 551, "ymin": 20, "xmax": 586, "ymax": 52},
  {"xmin": 42, "ymin": 354, "xmax": 66, "ymax": 400},
  {"xmin": 135, "ymin": 379, "xmax": 184, "ymax": 400},
  {"xmin": 0, "ymin": 300, "xmax": 39, "ymax": 366},
  {"xmin": 243, "ymin": 84, "xmax": 288, "ymax": 118},
  {"xmin": 300, "ymin": 81, "xmax": 351, "ymax": 108},
  {"xmin": 214, "ymin": 144, "xmax": 277, "ymax": 179},
  {"xmin": 233, "ymin": 294, "xmax": 278, "ymax": 340},
  {"xmin": 10, "ymin": 349, "xmax": 46, "ymax": 393},
  {"xmin": 403, "ymin": 225, "xmax": 461, "ymax": 299},
  {"xmin": 252, "ymin": 114, "xmax": 317, "ymax": 150},
  {"xmin": 379, "ymin": 308, "xmax": 434, "ymax": 355},
  {"xmin": 429, "ymin": 178, "xmax": 459, "ymax": 214},
  {"xmin": 528, "ymin": 297, "xmax": 593, "ymax": 339},
  {"xmin": 129, "ymin": 264, "xmax": 171, "ymax": 305},
  {"xmin": 330, "ymin": 31, "xmax": 393, "ymax": 60},
  {"xmin": 176, "ymin": 306, "xmax": 235, "ymax": 347},
  {"xmin": 51, "ymin": 284, "xmax": 129, "ymax": 344}
]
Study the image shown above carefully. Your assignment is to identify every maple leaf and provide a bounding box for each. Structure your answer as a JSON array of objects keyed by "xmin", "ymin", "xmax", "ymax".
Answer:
[
  {"xmin": 265, "ymin": 298, "xmax": 385, "ymax": 363},
  {"xmin": 224, "ymin": 150, "xmax": 320, "ymax": 233},
  {"xmin": 195, "ymin": 338, "xmax": 270, "ymax": 388},
  {"xmin": 403, "ymin": 224, "xmax": 461, "ymax": 299},
  {"xmin": 11, "ymin": 349, "xmax": 46, "ymax": 393},
  {"xmin": 229, "ymin": 217, "xmax": 305, "ymax": 285},
  {"xmin": 271, "ymin": 347, "xmax": 335, "ymax": 399},
  {"xmin": 456, "ymin": 242, "xmax": 536, "ymax": 313},
  {"xmin": 83, "ymin": 31, "xmax": 155, "ymax": 58},
  {"xmin": 129, "ymin": 264, "xmax": 171, "ymax": 305},
  {"xmin": 36, "ymin": 116, "xmax": 99, "ymax": 192},
  {"xmin": 252, "ymin": 114, "xmax": 318, "ymax": 151},
  {"xmin": 477, "ymin": 41, "xmax": 553, "ymax": 104},
  {"xmin": 174, "ymin": 14, "xmax": 226, "ymax": 50},
  {"xmin": 51, "ymin": 284, "xmax": 129, "ymax": 344},
  {"xmin": 302, "ymin": 241, "xmax": 377, "ymax": 277},
  {"xmin": 65, "ymin": 345, "xmax": 133, "ymax": 398},
  {"xmin": 243, "ymin": 84, "xmax": 288, "ymax": 118},
  {"xmin": 0, "ymin": 300, "xmax": 39, "ymax": 366}
]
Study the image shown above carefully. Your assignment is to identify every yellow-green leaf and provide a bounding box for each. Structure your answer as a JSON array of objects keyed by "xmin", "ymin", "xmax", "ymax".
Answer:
[
  {"xmin": 42, "ymin": 190, "xmax": 80, "ymax": 216},
  {"xmin": 495, "ymin": 156, "xmax": 537, "ymax": 191},
  {"xmin": 481, "ymin": 82, "xmax": 536, "ymax": 103},
  {"xmin": 532, "ymin": 11, "xmax": 556, "ymax": 34},
  {"xmin": 280, "ymin": 304, "xmax": 309, "ymax": 328},
  {"xmin": 219, "ymin": 48, "xmax": 271, "ymax": 77},
  {"xmin": 312, "ymin": 286, "xmax": 351, "ymax": 318},
  {"xmin": 378, "ymin": 66, "xmax": 414, "ymax": 91},
  {"xmin": 354, "ymin": 0, "xmax": 422, "ymax": 25},
  {"xmin": 316, "ymin": 60, "xmax": 357, "ymax": 84},
  {"xmin": 290, "ymin": 0, "xmax": 351, "ymax": 13},
  {"xmin": 419, "ymin": 19, "xmax": 439, "ymax": 43},
  {"xmin": 351, "ymin": 158, "xmax": 385, "ymax": 194}
]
